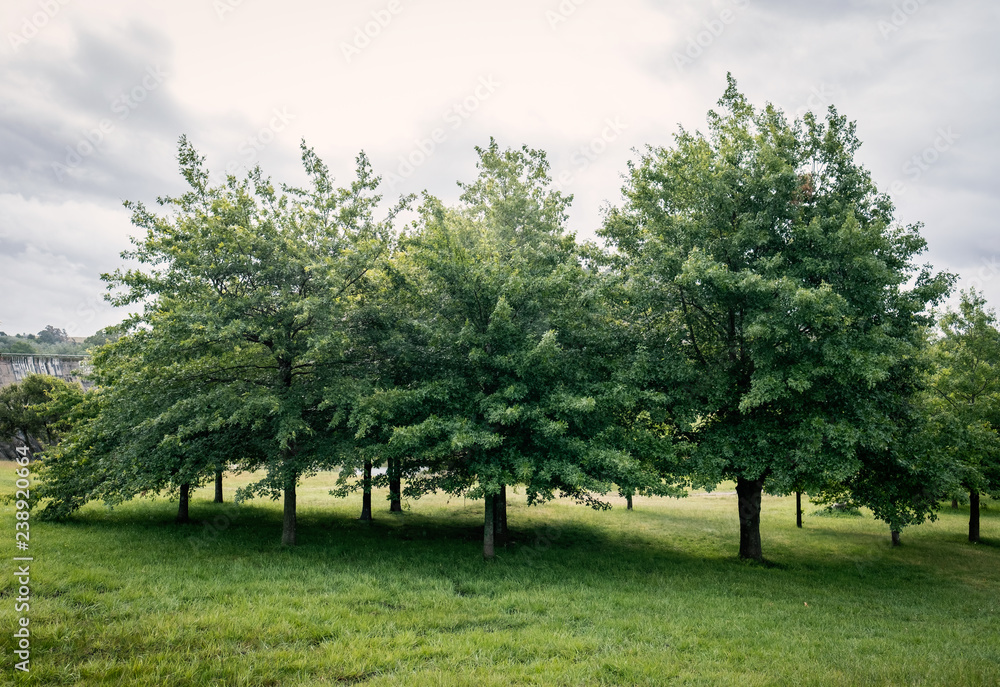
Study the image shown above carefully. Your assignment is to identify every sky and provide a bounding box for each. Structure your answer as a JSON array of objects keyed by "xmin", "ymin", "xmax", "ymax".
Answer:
[{"xmin": 1, "ymin": 0, "xmax": 997, "ymax": 336}]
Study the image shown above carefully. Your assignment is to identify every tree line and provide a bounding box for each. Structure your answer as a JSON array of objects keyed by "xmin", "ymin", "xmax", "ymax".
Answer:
[{"xmin": 18, "ymin": 78, "xmax": 999, "ymax": 561}]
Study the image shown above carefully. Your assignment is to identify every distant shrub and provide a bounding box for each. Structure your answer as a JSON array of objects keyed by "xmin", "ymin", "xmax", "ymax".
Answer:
[{"xmin": 813, "ymin": 503, "xmax": 863, "ymax": 518}]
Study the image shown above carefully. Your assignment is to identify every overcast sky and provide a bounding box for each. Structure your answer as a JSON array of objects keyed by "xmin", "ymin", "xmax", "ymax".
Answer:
[{"xmin": 1, "ymin": 0, "xmax": 997, "ymax": 336}]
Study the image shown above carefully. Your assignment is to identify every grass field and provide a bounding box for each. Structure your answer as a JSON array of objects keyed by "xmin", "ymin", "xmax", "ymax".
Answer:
[{"xmin": 1, "ymin": 462, "xmax": 998, "ymax": 686}]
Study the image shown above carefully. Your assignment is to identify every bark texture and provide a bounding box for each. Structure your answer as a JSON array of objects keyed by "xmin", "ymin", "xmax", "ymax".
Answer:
[
  {"xmin": 359, "ymin": 460, "xmax": 373, "ymax": 521},
  {"xmin": 736, "ymin": 477, "xmax": 764, "ymax": 561},
  {"xmin": 176, "ymin": 483, "xmax": 190, "ymax": 524},
  {"xmin": 627, "ymin": 494, "xmax": 633, "ymax": 511},
  {"xmin": 483, "ymin": 493, "xmax": 496, "ymax": 560},
  {"xmin": 493, "ymin": 484, "xmax": 508, "ymax": 545},
  {"xmin": 795, "ymin": 491, "xmax": 802, "ymax": 529},
  {"xmin": 214, "ymin": 469, "xmax": 224, "ymax": 504},
  {"xmin": 389, "ymin": 457, "xmax": 402, "ymax": 513},
  {"xmin": 891, "ymin": 529, "xmax": 901, "ymax": 547},
  {"xmin": 281, "ymin": 478, "xmax": 297, "ymax": 546},
  {"xmin": 969, "ymin": 489, "xmax": 980, "ymax": 543}
]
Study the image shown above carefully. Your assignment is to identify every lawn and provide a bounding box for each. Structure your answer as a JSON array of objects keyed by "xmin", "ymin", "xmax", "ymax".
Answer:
[{"xmin": 1, "ymin": 461, "xmax": 998, "ymax": 686}]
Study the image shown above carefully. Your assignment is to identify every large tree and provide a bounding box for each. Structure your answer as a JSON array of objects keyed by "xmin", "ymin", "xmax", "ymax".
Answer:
[
  {"xmin": 64, "ymin": 137, "xmax": 407, "ymax": 545},
  {"xmin": 600, "ymin": 76, "xmax": 952, "ymax": 560},
  {"xmin": 350, "ymin": 141, "xmax": 675, "ymax": 558}
]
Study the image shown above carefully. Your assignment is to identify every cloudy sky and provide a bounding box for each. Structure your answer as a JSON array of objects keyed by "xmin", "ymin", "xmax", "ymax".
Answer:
[{"xmin": 1, "ymin": 0, "xmax": 997, "ymax": 336}]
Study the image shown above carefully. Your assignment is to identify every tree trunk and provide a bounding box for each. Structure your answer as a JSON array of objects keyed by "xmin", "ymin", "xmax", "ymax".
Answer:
[
  {"xmin": 176, "ymin": 483, "xmax": 190, "ymax": 524},
  {"xmin": 359, "ymin": 460, "xmax": 373, "ymax": 521},
  {"xmin": 214, "ymin": 469, "xmax": 224, "ymax": 504},
  {"xmin": 281, "ymin": 477, "xmax": 297, "ymax": 546},
  {"xmin": 951, "ymin": 497, "xmax": 959, "ymax": 509},
  {"xmin": 795, "ymin": 491, "xmax": 802, "ymax": 528},
  {"xmin": 891, "ymin": 529, "xmax": 901, "ymax": 547},
  {"xmin": 493, "ymin": 484, "xmax": 508, "ymax": 546},
  {"xmin": 969, "ymin": 489, "xmax": 980, "ymax": 543},
  {"xmin": 389, "ymin": 457, "xmax": 402, "ymax": 513},
  {"xmin": 483, "ymin": 492, "xmax": 495, "ymax": 560},
  {"xmin": 736, "ymin": 477, "xmax": 764, "ymax": 561},
  {"xmin": 627, "ymin": 493, "xmax": 633, "ymax": 510}
]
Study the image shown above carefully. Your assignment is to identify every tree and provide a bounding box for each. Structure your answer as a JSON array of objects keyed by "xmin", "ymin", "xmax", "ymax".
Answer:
[
  {"xmin": 0, "ymin": 374, "xmax": 84, "ymax": 460},
  {"xmin": 58, "ymin": 137, "xmax": 407, "ymax": 544},
  {"xmin": 36, "ymin": 325, "xmax": 68, "ymax": 345},
  {"xmin": 351, "ymin": 140, "xmax": 674, "ymax": 558},
  {"xmin": 928, "ymin": 289, "xmax": 1000, "ymax": 542},
  {"xmin": 600, "ymin": 76, "xmax": 952, "ymax": 560},
  {"xmin": 34, "ymin": 334, "xmax": 268, "ymax": 523}
]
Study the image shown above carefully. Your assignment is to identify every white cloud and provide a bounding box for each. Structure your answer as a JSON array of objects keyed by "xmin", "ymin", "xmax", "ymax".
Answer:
[{"xmin": 1, "ymin": 0, "xmax": 998, "ymax": 332}]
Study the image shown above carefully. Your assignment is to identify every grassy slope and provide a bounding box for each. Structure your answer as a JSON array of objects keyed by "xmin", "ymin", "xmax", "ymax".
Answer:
[{"xmin": 1, "ymin": 462, "xmax": 997, "ymax": 686}]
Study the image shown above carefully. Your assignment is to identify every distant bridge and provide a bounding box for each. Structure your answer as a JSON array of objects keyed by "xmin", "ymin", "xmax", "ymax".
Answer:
[{"xmin": 0, "ymin": 354, "xmax": 91, "ymax": 390}]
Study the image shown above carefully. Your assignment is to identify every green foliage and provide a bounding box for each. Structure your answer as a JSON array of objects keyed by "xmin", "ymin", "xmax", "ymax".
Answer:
[
  {"xmin": 600, "ymin": 75, "xmax": 953, "ymax": 548},
  {"xmin": 927, "ymin": 289, "xmax": 1000, "ymax": 498},
  {"xmin": 0, "ymin": 374, "xmax": 84, "ymax": 456},
  {"xmin": 36, "ymin": 324, "xmax": 68, "ymax": 345},
  {"xmin": 343, "ymin": 140, "xmax": 677, "ymax": 514},
  {"xmin": 0, "ymin": 326, "xmax": 109, "ymax": 355},
  {"xmin": 34, "ymin": 137, "xmax": 409, "ymax": 532},
  {"xmin": 0, "ymin": 338, "xmax": 37, "ymax": 354}
]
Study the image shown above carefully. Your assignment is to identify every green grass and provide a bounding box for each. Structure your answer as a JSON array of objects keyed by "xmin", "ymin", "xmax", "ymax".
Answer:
[{"xmin": 1, "ymin": 463, "xmax": 998, "ymax": 686}]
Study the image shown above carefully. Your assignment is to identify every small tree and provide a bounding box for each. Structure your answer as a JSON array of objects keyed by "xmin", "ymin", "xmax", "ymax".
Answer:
[
  {"xmin": 0, "ymin": 374, "xmax": 84, "ymax": 460},
  {"xmin": 36, "ymin": 325, "xmax": 68, "ymax": 345},
  {"xmin": 928, "ymin": 289, "xmax": 1000, "ymax": 542}
]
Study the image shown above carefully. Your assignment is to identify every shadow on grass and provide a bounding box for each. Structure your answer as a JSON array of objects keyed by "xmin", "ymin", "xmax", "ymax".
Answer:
[{"xmin": 42, "ymin": 494, "xmax": 978, "ymax": 603}]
